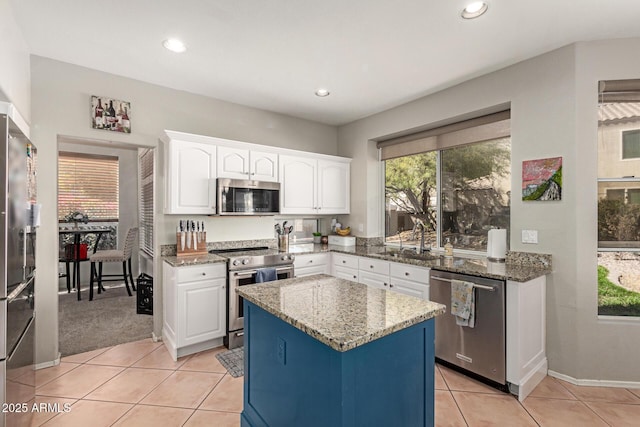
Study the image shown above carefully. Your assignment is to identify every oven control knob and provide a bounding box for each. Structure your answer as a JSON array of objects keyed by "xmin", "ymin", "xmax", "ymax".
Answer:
[
  {"xmin": 232, "ymin": 259, "xmax": 241, "ymax": 266},
  {"xmin": 242, "ymin": 258, "xmax": 250, "ymax": 265},
  {"xmin": 281, "ymin": 255, "xmax": 290, "ymax": 261}
]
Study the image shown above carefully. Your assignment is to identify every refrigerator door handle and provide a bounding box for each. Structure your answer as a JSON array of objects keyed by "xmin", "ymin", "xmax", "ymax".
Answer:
[{"xmin": 7, "ymin": 275, "xmax": 34, "ymax": 303}]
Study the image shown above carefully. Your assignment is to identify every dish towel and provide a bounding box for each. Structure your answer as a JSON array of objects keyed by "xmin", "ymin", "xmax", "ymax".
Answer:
[
  {"xmin": 255, "ymin": 267, "xmax": 278, "ymax": 283},
  {"xmin": 450, "ymin": 279, "xmax": 476, "ymax": 328}
]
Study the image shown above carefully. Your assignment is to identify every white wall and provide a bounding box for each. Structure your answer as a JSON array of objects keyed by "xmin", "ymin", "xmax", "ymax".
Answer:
[
  {"xmin": 31, "ymin": 56, "xmax": 337, "ymax": 365},
  {"xmin": 338, "ymin": 38, "xmax": 640, "ymax": 382},
  {"xmin": 0, "ymin": 0, "xmax": 31, "ymax": 122}
]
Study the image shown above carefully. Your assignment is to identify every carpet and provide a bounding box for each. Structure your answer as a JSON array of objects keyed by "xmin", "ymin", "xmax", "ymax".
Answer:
[
  {"xmin": 58, "ymin": 284, "xmax": 153, "ymax": 356},
  {"xmin": 215, "ymin": 347, "xmax": 244, "ymax": 377}
]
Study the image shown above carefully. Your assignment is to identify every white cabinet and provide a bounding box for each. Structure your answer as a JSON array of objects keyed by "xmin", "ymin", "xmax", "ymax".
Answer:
[
  {"xmin": 331, "ymin": 253, "xmax": 359, "ymax": 281},
  {"xmin": 217, "ymin": 146, "xmax": 278, "ymax": 182},
  {"xmin": 389, "ymin": 262, "xmax": 430, "ymax": 299},
  {"xmin": 164, "ymin": 139, "xmax": 217, "ymax": 214},
  {"xmin": 279, "ymin": 155, "xmax": 350, "ymax": 215},
  {"xmin": 162, "ymin": 262, "xmax": 226, "ymax": 360},
  {"xmin": 294, "ymin": 253, "xmax": 330, "ymax": 278}
]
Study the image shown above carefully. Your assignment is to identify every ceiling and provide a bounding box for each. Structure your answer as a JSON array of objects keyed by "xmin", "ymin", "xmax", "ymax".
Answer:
[{"xmin": 9, "ymin": 0, "xmax": 640, "ymax": 126}]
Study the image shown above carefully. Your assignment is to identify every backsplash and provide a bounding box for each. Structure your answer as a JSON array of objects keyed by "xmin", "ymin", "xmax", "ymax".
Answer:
[{"xmin": 161, "ymin": 238, "xmax": 278, "ymax": 256}]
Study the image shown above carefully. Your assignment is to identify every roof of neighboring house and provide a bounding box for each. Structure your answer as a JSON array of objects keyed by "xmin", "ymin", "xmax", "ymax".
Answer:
[{"xmin": 599, "ymin": 103, "xmax": 640, "ymax": 124}]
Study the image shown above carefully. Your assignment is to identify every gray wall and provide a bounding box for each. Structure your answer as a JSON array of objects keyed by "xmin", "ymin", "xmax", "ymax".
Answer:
[
  {"xmin": 31, "ymin": 56, "xmax": 337, "ymax": 365},
  {"xmin": 338, "ymin": 38, "xmax": 640, "ymax": 382},
  {"xmin": 0, "ymin": 0, "xmax": 31, "ymax": 121}
]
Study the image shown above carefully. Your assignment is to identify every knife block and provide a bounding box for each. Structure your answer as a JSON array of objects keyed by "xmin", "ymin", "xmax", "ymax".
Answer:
[{"xmin": 176, "ymin": 231, "xmax": 208, "ymax": 257}]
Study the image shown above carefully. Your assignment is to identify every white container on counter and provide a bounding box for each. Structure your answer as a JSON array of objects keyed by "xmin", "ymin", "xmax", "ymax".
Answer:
[{"xmin": 328, "ymin": 235, "xmax": 356, "ymax": 246}]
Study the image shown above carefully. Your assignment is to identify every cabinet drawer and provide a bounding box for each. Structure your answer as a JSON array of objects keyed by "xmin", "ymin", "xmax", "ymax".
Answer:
[
  {"xmin": 295, "ymin": 264, "xmax": 328, "ymax": 278},
  {"xmin": 390, "ymin": 262, "xmax": 429, "ymax": 283},
  {"xmin": 294, "ymin": 253, "xmax": 329, "ymax": 269},
  {"xmin": 176, "ymin": 263, "xmax": 226, "ymax": 283},
  {"xmin": 332, "ymin": 253, "xmax": 358, "ymax": 269},
  {"xmin": 333, "ymin": 266, "xmax": 359, "ymax": 282},
  {"xmin": 358, "ymin": 257, "xmax": 390, "ymax": 276},
  {"xmin": 359, "ymin": 271, "xmax": 389, "ymax": 290}
]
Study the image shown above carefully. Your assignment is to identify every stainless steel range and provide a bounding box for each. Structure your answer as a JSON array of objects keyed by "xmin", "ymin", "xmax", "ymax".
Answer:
[{"xmin": 210, "ymin": 247, "xmax": 294, "ymax": 349}]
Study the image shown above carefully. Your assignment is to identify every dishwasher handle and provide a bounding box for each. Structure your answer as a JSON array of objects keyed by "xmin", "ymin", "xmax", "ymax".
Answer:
[{"xmin": 430, "ymin": 275, "xmax": 496, "ymax": 292}]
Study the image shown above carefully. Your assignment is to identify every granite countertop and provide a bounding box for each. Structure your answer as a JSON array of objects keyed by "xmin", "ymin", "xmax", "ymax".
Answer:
[
  {"xmin": 161, "ymin": 241, "xmax": 552, "ymax": 282},
  {"xmin": 162, "ymin": 253, "xmax": 227, "ymax": 267},
  {"xmin": 292, "ymin": 244, "xmax": 552, "ymax": 282},
  {"xmin": 237, "ymin": 274, "xmax": 446, "ymax": 352}
]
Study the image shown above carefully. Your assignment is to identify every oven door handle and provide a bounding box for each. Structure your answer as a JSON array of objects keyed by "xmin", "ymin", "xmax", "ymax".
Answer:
[{"xmin": 233, "ymin": 266, "xmax": 294, "ymax": 278}]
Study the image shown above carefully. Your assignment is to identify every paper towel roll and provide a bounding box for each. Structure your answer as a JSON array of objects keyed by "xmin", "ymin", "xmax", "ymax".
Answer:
[{"xmin": 487, "ymin": 228, "xmax": 507, "ymax": 261}]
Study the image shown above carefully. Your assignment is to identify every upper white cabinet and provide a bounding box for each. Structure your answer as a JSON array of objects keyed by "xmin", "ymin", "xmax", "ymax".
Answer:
[
  {"xmin": 164, "ymin": 139, "xmax": 216, "ymax": 214},
  {"xmin": 280, "ymin": 155, "xmax": 350, "ymax": 215},
  {"xmin": 217, "ymin": 146, "xmax": 278, "ymax": 182}
]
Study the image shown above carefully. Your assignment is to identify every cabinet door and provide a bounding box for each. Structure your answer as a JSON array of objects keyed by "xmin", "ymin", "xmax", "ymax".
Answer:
[
  {"xmin": 217, "ymin": 146, "xmax": 250, "ymax": 179},
  {"xmin": 250, "ymin": 150, "xmax": 278, "ymax": 182},
  {"xmin": 389, "ymin": 277, "xmax": 429, "ymax": 300},
  {"xmin": 294, "ymin": 253, "xmax": 329, "ymax": 277},
  {"xmin": 166, "ymin": 140, "xmax": 216, "ymax": 214},
  {"xmin": 177, "ymin": 278, "xmax": 226, "ymax": 347},
  {"xmin": 333, "ymin": 266, "xmax": 359, "ymax": 282},
  {"xmin": 279, "ymin": 155, "xmax": 317, "ymax": 214},
  {"xmin": 317, "ymin": 160, "xmax": 350, "ymax": 214}
]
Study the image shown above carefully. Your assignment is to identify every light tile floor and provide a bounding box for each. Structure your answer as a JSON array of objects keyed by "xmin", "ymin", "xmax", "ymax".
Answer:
[{"xmin": 32, "ymin": 338, "xmax": 640, "ymax": 426}]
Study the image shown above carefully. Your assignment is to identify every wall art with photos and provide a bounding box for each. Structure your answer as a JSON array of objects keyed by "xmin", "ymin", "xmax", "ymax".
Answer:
[
  {"xmin": 91, "ymin": 96, "xmax": 131, "ymax": 133},
  {"xmin": 522, "ymin": 156, "xmax": 562, "ymax": 201}
]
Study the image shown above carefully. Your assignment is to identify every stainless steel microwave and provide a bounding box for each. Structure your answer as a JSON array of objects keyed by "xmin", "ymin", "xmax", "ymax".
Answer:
[{"xmin": 216, "ymin": 178, "xmax": 280, "ymax": 215}]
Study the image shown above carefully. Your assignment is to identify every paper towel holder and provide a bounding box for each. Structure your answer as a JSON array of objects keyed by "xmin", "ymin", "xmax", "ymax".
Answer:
[{"xmin": 487, "ymin": 227, "xmax": 507, "ymax": 263}]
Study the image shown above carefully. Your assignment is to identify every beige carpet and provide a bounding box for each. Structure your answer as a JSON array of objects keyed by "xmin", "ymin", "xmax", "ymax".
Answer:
[{"xmin": 58, "ymin": 284, "xmax": 153, "ymax": 356}]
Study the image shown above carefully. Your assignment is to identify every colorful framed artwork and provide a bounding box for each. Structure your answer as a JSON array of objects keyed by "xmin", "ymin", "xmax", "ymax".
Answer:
[
  {"xmin": 91, "ymin": 95, "xmax": 131, "ymax": 133},
  {"xmin": 522, "ymin": 156, "xmax": 562, "ymax": 201}
]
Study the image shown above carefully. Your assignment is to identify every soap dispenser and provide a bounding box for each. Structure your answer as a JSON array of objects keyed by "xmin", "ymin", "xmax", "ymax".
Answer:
[{"xmin": 444, "ymin": 238, "xmax": 453, "ymax": 257}]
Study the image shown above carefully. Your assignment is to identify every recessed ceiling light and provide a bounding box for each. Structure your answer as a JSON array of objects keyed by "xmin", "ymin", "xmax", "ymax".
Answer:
[
  {"xmin": 461, "ymin": 1, "xmax": 488, "ymax": 19},
  {"xmin": 315, "ymin": 88, "xmax": 330, "ymax": 97},
  {"xmin": 163, "ymin": 38, "xmax": 187, "ymax": 53}
]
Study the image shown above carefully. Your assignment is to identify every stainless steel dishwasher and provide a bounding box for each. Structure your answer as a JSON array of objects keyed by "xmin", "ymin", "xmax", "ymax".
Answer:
[{"xmin": 429, "ymin": 269, "xmax": 507, "ymax": 390}]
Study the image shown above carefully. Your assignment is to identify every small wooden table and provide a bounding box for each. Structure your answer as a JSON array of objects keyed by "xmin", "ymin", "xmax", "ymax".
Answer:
[{"xmin": 59, "ymin": 226, "xmax": 111, "ymax": 300}]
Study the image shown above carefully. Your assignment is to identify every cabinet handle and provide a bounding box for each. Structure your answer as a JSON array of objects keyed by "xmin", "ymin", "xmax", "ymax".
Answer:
[
  {"xmin": 353, "ymin": 275, "xmax": 357, "ymax": 279},
  {"xmin": 383, "ymin": 282, "xmax": 388, "ymax": 287},
  {"xmin": 370, "ymin": 265, "xmax": 374, "ymax": 269},
  {"xmin": 202, "ymin": 272, "xmax": 206, "ymax": 276},
  {"xmin": 405, "ymin": 272, "xmax": 410, "ymax": 276},
  {"xmin": 342, "ymin": 260, "xmax": 346, "ymax": 264},
  {"xmin": 389, "ymin": 284, "xmax": 394, "ymax": 288},
  {"xmin": 309, "ymin": 260, "xmax": 313, "ymax": 263}
]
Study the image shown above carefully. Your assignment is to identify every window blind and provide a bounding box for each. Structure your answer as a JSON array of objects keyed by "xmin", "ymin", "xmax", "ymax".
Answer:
[
  {"xmin": 377, "ymin": 110, "xmax": 511, "ymax": 160},
  {"xmin": 139, "ymin": 148, "xmax": 154, "ymax": 256},
  {"xmin": 58, "ymin": 152, "xmax": 119, "ymax": 221}
]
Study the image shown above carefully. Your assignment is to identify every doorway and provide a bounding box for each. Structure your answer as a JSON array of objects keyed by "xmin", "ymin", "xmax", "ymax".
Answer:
[{"xmin": 56, "ymin": 136, "xmax": 155, "ymax": 356}]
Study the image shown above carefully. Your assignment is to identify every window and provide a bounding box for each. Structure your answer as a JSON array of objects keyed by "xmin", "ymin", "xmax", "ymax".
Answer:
[
  {"xmin": 597, "ymin": 79, "xmax": 640, "ymax": 317},
  {"xmin": 138, "ymin": 149, "xmax": 154, "ymax": 256},
  {"xmin": 622, "ymin": 129, "xmax": 640, "ymax": 159},
  {"xmin": 380, "ymin": 111, "xmax": 511, "ymax": 252},
  {"xmin": 58, "ymin": 152, "xmax": 119, "ymax": 221}
]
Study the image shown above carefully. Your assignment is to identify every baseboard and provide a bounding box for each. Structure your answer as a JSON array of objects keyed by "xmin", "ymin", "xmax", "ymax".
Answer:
[
  {"xmin": 548, "ymin": 370, "xmax": 640, "ymax": 389},
  {"xmin": 35, "ymin": 352, "xmax": 61, "ymax": 370}
]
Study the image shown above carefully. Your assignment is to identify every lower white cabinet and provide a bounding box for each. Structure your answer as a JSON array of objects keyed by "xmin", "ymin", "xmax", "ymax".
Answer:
[
  {"xmin": 294, "ymin": 253, "xmax": 330, "ymax": 278},
  {"xmin": 163, "ymin": 261, "xmax": 226, "ymax": 361},
  {"xmin": 331, "ymin": 253, "xmax": 359, "ymax": 282},
  {"xmin": 389, "ymin": 263, "xmax": 430, "ymax": 299}
]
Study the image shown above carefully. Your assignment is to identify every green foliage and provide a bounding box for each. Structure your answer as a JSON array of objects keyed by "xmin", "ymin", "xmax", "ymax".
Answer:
[{"xmin": 597, "ymin": 266, "xmax": 640, "ymax": 316}]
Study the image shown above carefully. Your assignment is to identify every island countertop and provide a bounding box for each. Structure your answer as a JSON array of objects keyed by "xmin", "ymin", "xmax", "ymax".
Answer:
[{"xmin": 237, "ymin": 274, "xmax": 446, "ymax": 352}]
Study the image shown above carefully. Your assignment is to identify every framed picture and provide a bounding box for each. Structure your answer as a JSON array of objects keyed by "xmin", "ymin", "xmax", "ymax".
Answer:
[
  {"xmin": 522, "ymin": 157, "xmax": 562, "ymax": 201},
  {"xmin": 91, "ymin": 96, "xmax": 131, "ymax": 133}
]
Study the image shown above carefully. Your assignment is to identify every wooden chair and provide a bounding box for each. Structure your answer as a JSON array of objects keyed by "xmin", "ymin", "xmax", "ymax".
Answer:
[{"xmin": 89, "ymin": 227, "xmax": 138, "ymax": 301}]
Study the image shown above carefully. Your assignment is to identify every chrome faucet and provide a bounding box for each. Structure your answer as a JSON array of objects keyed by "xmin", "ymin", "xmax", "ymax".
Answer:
[{"xmin": 416, "ymin": 222, "xmax": 428, "ymax": 254}]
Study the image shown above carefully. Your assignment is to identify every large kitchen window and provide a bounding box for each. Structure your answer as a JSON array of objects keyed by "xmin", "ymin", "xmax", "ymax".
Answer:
[
  {"xmin": 379, "ymin": 111, "xmax": 511, "ymax": 253},
  {"xmin": 597, "ymin": 79, "xmax": 640, "ymax": 317}
]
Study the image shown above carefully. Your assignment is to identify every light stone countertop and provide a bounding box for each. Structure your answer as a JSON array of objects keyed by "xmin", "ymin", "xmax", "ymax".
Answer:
[
  {"xmin": 237, "ymin": 274, "xmax": 446, "ymax": 352},
  {"xmin": 162, "ymin": 253, "xmax": 227, "ymax": 267}
]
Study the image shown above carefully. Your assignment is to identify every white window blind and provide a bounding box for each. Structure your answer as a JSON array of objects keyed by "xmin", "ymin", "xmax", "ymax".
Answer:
[
  {"xmin": 139, "ymin": 148, "xmax": 154, "ymax": 256},
  {"xmin": 58, "ymin": 152, "xmax": 119, "ymax": 221}
]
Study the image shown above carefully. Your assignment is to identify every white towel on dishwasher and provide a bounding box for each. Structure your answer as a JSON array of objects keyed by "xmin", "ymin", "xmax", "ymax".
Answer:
[{"xmin": 451, "ymin": 279, "xmax": 475, "ymax": 328}]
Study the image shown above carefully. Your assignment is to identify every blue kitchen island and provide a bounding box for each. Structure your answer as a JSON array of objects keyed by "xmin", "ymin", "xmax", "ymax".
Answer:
[{"xmin": 237, "ymin": 274, "xmax": 445, "ymax": 427}]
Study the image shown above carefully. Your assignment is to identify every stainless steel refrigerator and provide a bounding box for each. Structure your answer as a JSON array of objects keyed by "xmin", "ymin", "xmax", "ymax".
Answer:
[{"xmin": 1, "ymin": 110, "xmax": 37, "ymax": 427}]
